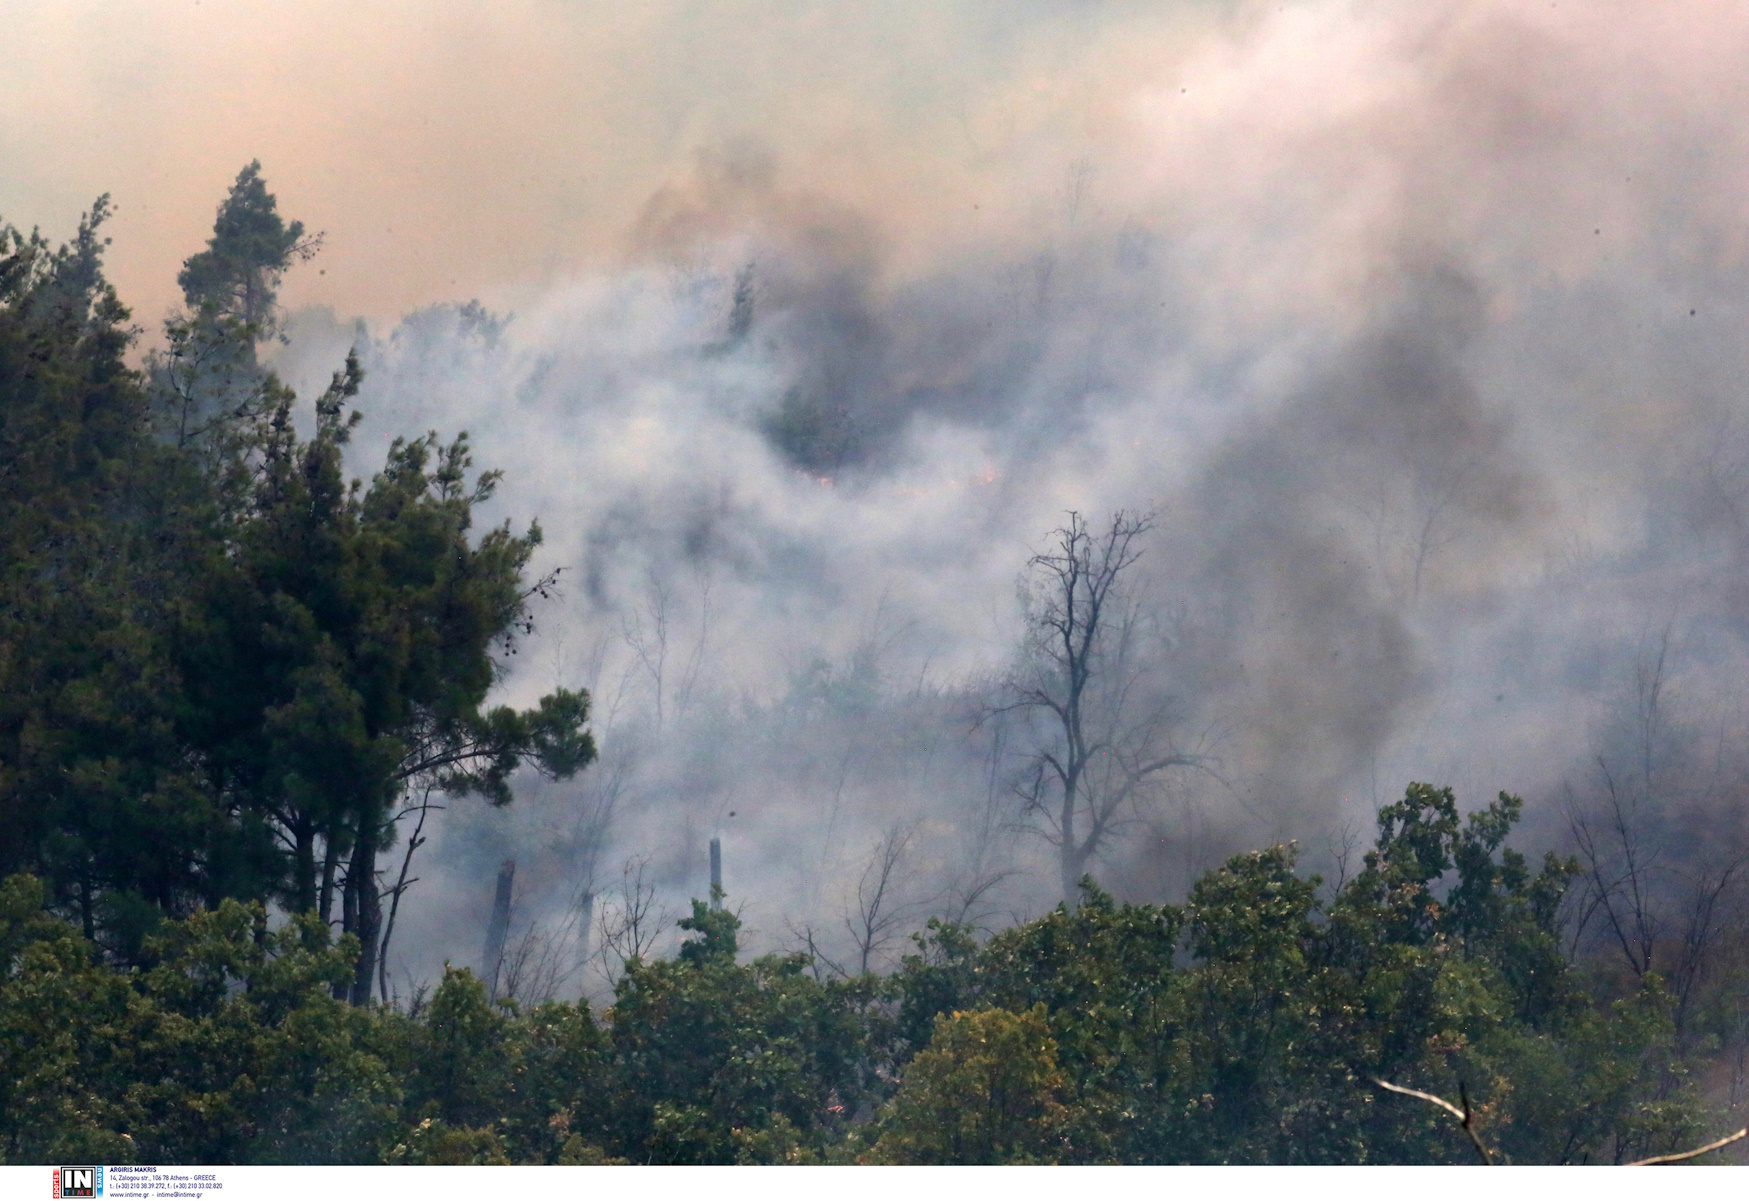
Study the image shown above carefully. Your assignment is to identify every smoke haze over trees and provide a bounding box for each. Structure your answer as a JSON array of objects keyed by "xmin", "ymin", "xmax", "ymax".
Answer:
[
  {"xmin": 5, "ymin": 0, "xmax": 1749, "ymax": 1163},
  {"xmin": 271, "ymin": 0, "xmax": 1749, "ymax": 989}
]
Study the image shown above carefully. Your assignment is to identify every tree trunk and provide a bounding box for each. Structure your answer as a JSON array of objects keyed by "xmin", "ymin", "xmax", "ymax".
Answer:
[
  {"xmin": 292, "ymin": 819, "xmax": 316, "ymax": 915},
  {"xmin": 1060, "ymin": 774, "xmax": 1084, "ymax": 907},
  {"xmin": 332, "ymin": 862, "xmax": 358, "ymax": 1001},
  {"xmin": 347, "ymin": 822, "xmax": 383, "ymax": 1006},
  {"xmin": 578, "ymin": 890, "xmax": 595, "ymax": 975},
  {"xmin": 1060, "ymin": 844, "xmax": 1089, "ymax": 910},
  {"xmin": 318, "ymin": 833, "xmax": 339, "ymax": 929},
  {"xmin": 482, "ymin": 859, "xmax": 516, "ymax": 1002}
]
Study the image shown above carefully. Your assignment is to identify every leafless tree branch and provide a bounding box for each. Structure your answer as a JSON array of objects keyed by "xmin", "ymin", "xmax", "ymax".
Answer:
[
  {"xmin": 846, "ymin": 822, "xmax": 920, "ymax": 975},
  {"xmin": 998, "ymin": 510, "xmax": 1201, "ymax": 902},
  {"xmin": 1626, "ymin": 1127, "xmax": 1747, "ymax": 1165},
  {"xmin": 1373, "ymin": 1077, "xmax": 1493, "ymax": 1166}
]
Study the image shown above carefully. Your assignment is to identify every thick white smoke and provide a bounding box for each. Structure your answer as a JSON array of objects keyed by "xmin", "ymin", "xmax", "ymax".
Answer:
[{"xmin": 246, "ymin": 0, "xmax": 1749, "ymax": 995}]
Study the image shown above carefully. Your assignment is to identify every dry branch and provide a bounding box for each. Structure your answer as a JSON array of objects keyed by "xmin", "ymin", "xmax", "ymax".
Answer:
[
  {"xmin": 1626, "ymin": 1127, "xmax": 1747, "ymax": 1165},
  {"xmin": 1372, "ymin": 1077, "xmax": 1493, "ymax": 1165}
]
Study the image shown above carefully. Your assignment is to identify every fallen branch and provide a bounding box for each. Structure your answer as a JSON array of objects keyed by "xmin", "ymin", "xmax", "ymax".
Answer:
[
  {"xmin": 1627, "ymin": 1127, "xmax": 1747, "ymax": 1166},
  {"xmin": 1372, "ymin": 1077, "xmax": 1493, "ymax": 1165}
]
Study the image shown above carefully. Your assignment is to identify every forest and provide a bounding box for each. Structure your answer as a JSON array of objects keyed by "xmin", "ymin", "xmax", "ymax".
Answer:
[{"xmin": 2, "ymin": 166, "xmax": 1746, "ymax": 1166}]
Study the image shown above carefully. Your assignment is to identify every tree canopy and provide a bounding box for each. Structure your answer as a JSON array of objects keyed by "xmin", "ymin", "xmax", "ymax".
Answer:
[
  {"xmin": 0, "ymin": 783, "xmax": 1734, "ymax": 1164},
  {"xmin": 0, "ymin": 169, "xmax": 593, "ymax": 983}
]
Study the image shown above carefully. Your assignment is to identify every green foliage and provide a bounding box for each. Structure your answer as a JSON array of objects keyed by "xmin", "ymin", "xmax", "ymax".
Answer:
[
  {"xmin": 384, "ymin": 1118, "xmax": 509, "ymax": 1165},
  {"xmin": 119, "ymin": 905, "xmax": 395, "ymax": 1164},
  {"xmin": 0, "ymin": 198, "xmax": 260, "ymax": 940},
  {"xmin": 869, "ymin": 1005, "xmax": 1068, "ymax": 1164},
  {"xmin": 603, "ymin": 903, "xmax": 876, "ymax": 1163},
  {"xmin": 1, "ymin": 166, "xmax": 594, "ymax": 984},
  {"xmin": 0, "ymin": 873, "xmax": 395, "ymax": 1164},
  {"xmin": 1460, "ymin": 979, "xmax": 1698, "ymax": 1164},
  {"xmin": 396, "ymin": 967, "xmax": 509, "ymax": 1131},
  {"xmin": 975, "ymin": 884, "xmax": 1184, "ymax": 1158},
  {"xmin": 887, "ymin": 917, "xmax": 984, "ymax": 1056},
  {"xmin": 866, "ymin": 787, "xmax": 1712, "ymax": 1165},
  {"xmin": 0, "ymin": 873, "xmax": 140, "ymax": 1164},
  {"xmin": 176, "ymin": 161, "xmax": 312, "ymax": 331},
  {"xmin": 0, "ymin": 781, "xmax": 1727, "ymax": 1164},
  {"xmin": 180, "ymin": 375, "xmax": 594, "ymax": 924},
  {"xmin": 155, "ymin": 160, "xmax": 316, "ymax": 458}
]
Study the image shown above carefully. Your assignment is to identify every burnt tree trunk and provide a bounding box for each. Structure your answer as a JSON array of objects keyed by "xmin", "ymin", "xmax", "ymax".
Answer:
[{"xmin": 482, "ymin": 859, "xmax": 516, "ymax": 1001}]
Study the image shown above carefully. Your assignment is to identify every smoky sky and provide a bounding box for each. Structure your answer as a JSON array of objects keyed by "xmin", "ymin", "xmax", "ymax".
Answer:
[{"xmin": 13, "ymin": 0, "xmax": 1749, "ymax": 990}]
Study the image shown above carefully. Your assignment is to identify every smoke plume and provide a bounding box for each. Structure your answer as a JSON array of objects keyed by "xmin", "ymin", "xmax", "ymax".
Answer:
[{"xmin": 18, "ymin": 0, "xmax": 1749, "ymax": 991}]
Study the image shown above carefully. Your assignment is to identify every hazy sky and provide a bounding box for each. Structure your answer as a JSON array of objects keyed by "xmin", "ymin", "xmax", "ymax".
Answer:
[{"xmin": 2, "ymin": 0, "xmax": 1222, "ymax": 324}]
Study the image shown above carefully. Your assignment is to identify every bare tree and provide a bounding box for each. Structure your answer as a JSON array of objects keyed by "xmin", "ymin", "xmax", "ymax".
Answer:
[
  {"xmin": 942, "ymin": 715, "xmax": 1019, "ymax": 927},
  {"xmin": 377, "ymin": 779, "xmax": 444, "ymax": 1004},
  {"xmin": 1569, "ymin": 784, "xmax": 1749, "ymax": 1046},
  {"xmin": 810, "ymin": 744, "xmax": 860, "ymax": 915},
  {"xmin": 622, "ymin": 572, "xmax": 673, "ymax": 731},
  {"xmin": 786, "ymin": 919, "xmax": 848, "ymax": 982},
  {"xmin": 558, "ymin": 736, "xmax": 634, "ymax": 922},
  {"xmin": 1721, "ymin": 924, "xmax": 1749, "ymax": 1113},
  {"xmin": 673, "ymin": 563, "xmax": 714, "ymax": 720},
  {"xmin": 1564, "ymin": 629, "xmax": 1749, "ymax": 1042},
  {"xmin": 1566, "ymin": 762, "xmax": 1663, "ymax": 979},
  {"xmin": 593, "ymin": 856, "xmax": 669, "ymax": 987},
  {"xmin": 1000, "ymin": 510, "xmax": 1198, "ymax": 903},
  {"xmin": 1670, "ymin": 854, "xmax": 1745, "ymax": 1032},
  {"xmin": 845, "ymin": 823, "xmax": 920, "ymax": 975},
  {"xmin": 1325, "ymin": 815, "xmax": 1365, "ymax": 898},
  {"xmin": 498, "ymin": 909, "xmax": 586, "ymax": 1003},
  {"xmin": 1063, "ymin": 157, "xmax": 1095, "ymax": 226},
  {"xmin": 1353, "ymin": 457, "xmax": 1481, "ymax": 607},
  {"xmin": 1564, "ymin": 629, "xmax": 1678, "ymax": 977},
  {"xmin": 619, "ymin": 565, "xmax": 716, "ymax": 733}
]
